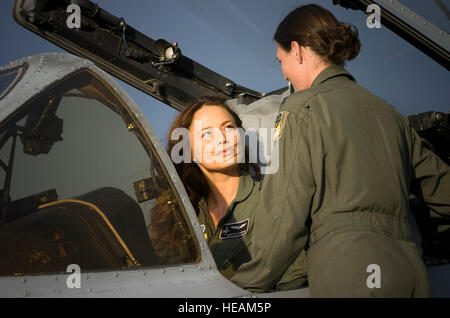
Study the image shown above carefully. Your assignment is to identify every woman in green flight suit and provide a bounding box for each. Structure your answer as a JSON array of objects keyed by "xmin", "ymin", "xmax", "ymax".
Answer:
[
  {"xmin": 149, "ymin": 96, "xmax": 307, "ymax": 290},
  {"xmin": 231, "ymin": 4, "xmax": 450, "ymax": 297}
]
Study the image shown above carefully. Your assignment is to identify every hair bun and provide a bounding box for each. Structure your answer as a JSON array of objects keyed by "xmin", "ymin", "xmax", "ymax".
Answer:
[
  {"xmin": 274, "ymin": 5, "xmax": 362, "ymax": 66},
  {"xmin": 327, "ymin": 22, "xmax": 361, "ymax": 65}
]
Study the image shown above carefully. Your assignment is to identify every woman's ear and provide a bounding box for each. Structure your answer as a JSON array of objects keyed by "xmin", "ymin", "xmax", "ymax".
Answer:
[{"xmin": 290, "ymin": 41, "xmax": 301, "ymax": 63}]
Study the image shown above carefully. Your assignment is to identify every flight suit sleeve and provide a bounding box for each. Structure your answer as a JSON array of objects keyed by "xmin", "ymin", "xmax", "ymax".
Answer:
[
  {"xmin": 275, "ymin": 249, "xmax": 308, "ymax": 290},
  {"xmin": 408, "ymin": 120, "xmax": 450, "ymax": 216},
  {"xmin": 230, "ymin": 105, "xmax": 315, "ymax": 292}
]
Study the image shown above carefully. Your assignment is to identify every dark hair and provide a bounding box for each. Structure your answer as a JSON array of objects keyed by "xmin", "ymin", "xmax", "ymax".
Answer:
[
  {"xmin": 274, "ymin": 4, "xmax": 361, "ymax": 66},
  {"xmin": 149, "ymin": 96, "xmax": 260, "ymax": 261}
]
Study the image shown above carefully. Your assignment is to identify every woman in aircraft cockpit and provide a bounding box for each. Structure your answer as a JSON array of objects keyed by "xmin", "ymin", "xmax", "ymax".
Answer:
[{"xmin": 148, "ymin": 95, "xmax": 307, "ymax": 291}]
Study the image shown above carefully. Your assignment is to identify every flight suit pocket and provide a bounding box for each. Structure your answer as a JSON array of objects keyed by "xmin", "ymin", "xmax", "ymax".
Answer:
[
  {"xmin": 218, "ymin": 237, "xmax": 252, "ymax": 279},
  {"xmin": 210, "ymin": 216, "xmax": 255, "ymax": 279}
]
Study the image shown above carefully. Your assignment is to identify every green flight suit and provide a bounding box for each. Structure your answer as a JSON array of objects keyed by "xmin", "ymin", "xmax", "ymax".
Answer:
[
  {"xmin": 231, "ymin": 65, "xmax": 450, "ymax": 297},
  {"xmin": 198, "ymin": 173, "xmax": 307, "ymax": 289}
]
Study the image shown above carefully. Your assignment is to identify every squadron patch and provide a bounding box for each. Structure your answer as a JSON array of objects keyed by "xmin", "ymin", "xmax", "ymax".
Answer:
[
  {"xmin": 219, "ymin": 219, "xmax": 249, "ymax": 239},
  {"xmin": 200, "ymin": 224, "xmax": 208, "ymax": 240},
  {"xmin": 272, "ymin": 111, "xmax": 289, "ymax": 141}
]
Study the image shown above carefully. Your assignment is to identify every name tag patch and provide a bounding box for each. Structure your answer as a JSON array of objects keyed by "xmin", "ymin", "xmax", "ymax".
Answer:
[{"xmin": 219, "ymin": 219, "xmax": 249, "ymax": 239}]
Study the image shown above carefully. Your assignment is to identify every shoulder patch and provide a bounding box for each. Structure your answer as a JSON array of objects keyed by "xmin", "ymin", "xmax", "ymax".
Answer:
[
  {"xmin": 272, "ymin": 111, "xmax": 289, "ymax": 141},
  {"xmin": 219, "ymin": 219, "xmax": 249, "ymax": 239},
  {"xmin": 200, "ymin": 224, "xmax": 208, "ymax": 240}
]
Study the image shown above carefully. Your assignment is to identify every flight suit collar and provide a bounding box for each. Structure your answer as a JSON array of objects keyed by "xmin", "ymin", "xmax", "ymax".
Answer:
[
  {"xmin": 310, "ymin": 64, "xmax": 356, "ymax": 88},
  {"xmin": 198, "ymin": 173, "xmax": 255, "ymax": 206},
  {"xmin": 197, "ymin": 173, "xmax": 255, "ymax": 228},
  {"xmin": 233, "ymin": 173, "xmax": 255, "ymax": 203}
]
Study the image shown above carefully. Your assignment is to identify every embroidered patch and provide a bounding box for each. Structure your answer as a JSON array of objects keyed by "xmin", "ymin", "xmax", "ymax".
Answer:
[
  {"xmin": 272, "ymin": 111, "xmax": 289, "ymax": 141},
  {"xmin": 219, "ymin": 219, "xmax": 249, "ymax": 239},
  {"xmin": 200, "ymin": 224, "xmax": 208, "ymax": 240}
]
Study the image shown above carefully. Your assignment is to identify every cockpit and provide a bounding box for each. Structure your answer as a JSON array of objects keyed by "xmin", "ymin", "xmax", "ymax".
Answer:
[{"xmin": 0, "ymin": 54, "xmax": 200, "ymax": 277}]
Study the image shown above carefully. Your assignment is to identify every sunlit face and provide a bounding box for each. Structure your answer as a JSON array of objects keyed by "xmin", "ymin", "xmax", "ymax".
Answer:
[
  {"xmin": 189, "ymin": 105, "xmax": 243, "ymax": 172},
  {"xmin": 276, "ymin": 42, "xmax": 308, "ymax": 91},
  {"xmin": 276, "ymin": 42, "xmax": 298, "ymax": 83}
]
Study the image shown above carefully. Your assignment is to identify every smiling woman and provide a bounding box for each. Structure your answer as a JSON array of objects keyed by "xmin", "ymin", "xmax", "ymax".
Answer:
[
  {"xmin": 149, "ymin": 96, "xmax": 258, "ymax": 265},
  {"xmin": 190, "ymin": 105, "xmax": 244, "ymax": 173},
  {"xmin": 149, "ymin": 96, "xmax": 308, "ymax": 290}
]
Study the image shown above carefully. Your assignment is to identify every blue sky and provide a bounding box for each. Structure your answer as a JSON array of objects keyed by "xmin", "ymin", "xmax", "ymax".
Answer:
[{"xmin": 1, "ymin": 0, "xmax": 449, "ymax": 144}]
